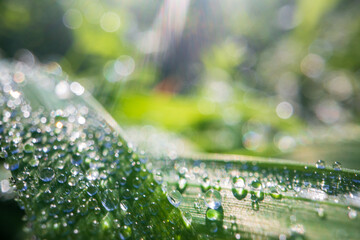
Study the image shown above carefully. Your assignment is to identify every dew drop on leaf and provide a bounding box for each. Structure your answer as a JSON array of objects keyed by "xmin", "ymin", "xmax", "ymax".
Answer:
[
  {"xmin": 204, "ymin": 189, "xmax": 222, "ymax": 210},
  {"xmin": 182, "ymin": 211, "xmax": 192, "ymax": 226},
  {"xmin": 177, "ymin": 177, "xmax": 187, "ymax": 193},
  {"xmin": 120, "ymin": 199, "xmax": 129, "ymax": 212},
  {"xmin": 232, "ymin": 176, "xmax": 247, "ymax": 200},
  {"xmin": 251, "ymin": 200, "xmax": 259, "ymax": 211},
  {"xmin": 23, "ymin": 143, "xmax": 34, "ymax": 153},
  {"xmin": 86, "ymin": 185, "xmax": 98, "ymax": 196},
  {"xmin": 167, "ymin": 189, "xmax": 183, "ymax": 208},
  {"xmin": 39, "ymin": 167, "xmax": 55, "ymax": 182},
  {"xmin": 57, "ymin": 173, "xmax": 67, "ymax": 184},
  {"xmin": 333, "ymin": 161, "xmax": 342, "ymax": 171},
  {"xmin": 101, "ymin": 189, "xmax": 117, "ymax": 212},
  {"xmin": 86, "ymin": 169, "xmax": 99, "ymax": 181},
  {"xmin": 153, "ymin": 169, "xmax": 163, "ymax": 184},
  {"xmin": 269, "ymin": 186, "xmax": 282, "ymax": 200},
  {"xmin": 201, "ymin": 176, "xmax": 211, "ymax": 192},
  {"xmin": 206, "ymin": 208, "xmax": 221, "ymax": 221},
  {"xmin": 316, "ymin": 160, "xmax": 325, "ymax": 169}
]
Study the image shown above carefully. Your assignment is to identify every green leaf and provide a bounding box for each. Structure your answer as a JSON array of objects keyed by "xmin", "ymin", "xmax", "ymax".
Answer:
[{"xmin": 1, "ymin": 61, "xmax": 359, "ymax": 239}]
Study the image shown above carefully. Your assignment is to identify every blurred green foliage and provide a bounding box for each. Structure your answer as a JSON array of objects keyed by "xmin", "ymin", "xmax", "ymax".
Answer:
[{"xmin": 0, "ymin": 0, "xmax": 360, "ymax": 169}]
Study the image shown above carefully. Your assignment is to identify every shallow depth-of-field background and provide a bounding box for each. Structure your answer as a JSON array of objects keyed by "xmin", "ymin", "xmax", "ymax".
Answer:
[{"xmin": 1, "ymin": 0, "xmax": 360, "ymax": 238}]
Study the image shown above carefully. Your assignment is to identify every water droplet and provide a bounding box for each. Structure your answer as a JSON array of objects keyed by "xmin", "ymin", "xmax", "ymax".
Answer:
[
  {"xmin": 251, "ymin": 200, "xmax": 259, "ymax": 211},
  {"xmin": 120, "ymin": 225, "xmax": 132, "ymax": 239},
  {"xmin": 124, "ymin": 212, "xmax": 132, "ymax": 225},
  {"xmin": 269, "ymin": 186, "xmax": 282, "ymax": 200},
  {"xmin": 23, "ymin": 143, "xmax": 34, "ymax": 153},
  {"xmin": 120, "ymin": 199, "xmax": 129, "ymax": 212},
  {"xmin": 153, "ymin": 169, "xmax": 163, "ymax": 184},
  {"xmin": 213, "ymin": 180, "xmax": 221, "ymax": 191},
  {"xmin": 86, "ymin": 169, "xmax": 99, "ymax": 181},
  {"xmin": 71, "ymin": 153, "xmax": 82, "ymax": 166},
  {"xmin": 316, "ymin": 160, "xmax": 325, "ymax": 169},
  {"xmin": 206, "ymin": 208, "xmax": 221, "ymax": 221},
  {"xmin": 167, "ymin": 189, "xmax": 183, "ymax": 208},
  {"xmin": 39, "ymin": 167, "xmax": 55, "ymax": 182},
  {"xmin": 87, "ymin": 185, "xmax": 98, "ymax": 196},
  {"xmin": 68, "ymin": 176, "xmax": 77, "ymax": 187},
  {"xmin": 204, "ymin": 189, "xmax": 222, "ymax": 210},
  {"xmin": 132, "ymin": 177, "xmax": 141, "ymax": 188},
  {"xmin": 333, "ymin": 161, "xmax": 342, "ymax": 171},
  {"xmin": 232, "ymin": 176, "xmax": 247, "ymax": 200},
  {"xmin": 101, "ymin": 189, "xmax": 117, "ymax": 212},
  {"xmin": 147, "ymin": 202, "xmax": 157, "ymax": 216},
  {"xmin": 57, "ymin": 173, "xmax": 67, "ymax": 184},
  {"xmin": 182, "ymin": 211, "xmax": 192, "ymax": 226},
  {"xmin": 29, "ymin": 158, "xmax": 39, "ymax": 167},
  {"xmin": 201, "ymin": 176, "xmax": 211, "ymax": 192},
  {"xmin": 177, "ymin": 177, "xmax": 187, "ymax": 193},
  {"xmin": 250, "ymin": 179, "xmax": 264, "ymax": 201},
  {"xmin": 63, "ymin": 199, "xmax": 75, "ymax": 213}
]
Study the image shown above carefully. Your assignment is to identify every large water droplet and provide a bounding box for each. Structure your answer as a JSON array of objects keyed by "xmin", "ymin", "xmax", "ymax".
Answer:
[
  {"xmin": 71, "ymin": 153, "xmax": 82, "ymax": 166},
  {"xmin": 177, "ymin": 177, "xmax": 187, "ymax": 193},
  {"xmin": 269, "ymin": 186, "xmax": 282, "ymax": 200},
  {"xmin": 250, "ymin": 179, "xmax": 264, "ymax": 201},
  {"xmin": 167, "ymin": 189, "xmax": 183, "ymax": 208},
  {"xmin": 120, "ymin": 199, "xmax": 129, "ymax": 212},
  {"xmin": 39, "ymin": 167, "xmax": 55, "ymax": 182},
  {"xmin": 101, "ymin": 189, "xmax": 117, "ymax": 212},
  {"xmin": 87, "ymin": 185, "xmax": 98, "ymax": 196},
  {"xmin": 23, "ymin": 142, "xmax": 34, "ymax": 153},
  {"xmin": 232, "ymin": 176, "xmax": 247, "ymax": 200},
  {"xmin": 316, "ymin": 160, "xmax": 325, "ymax": 169},
  {"xmin": 204, "ymin": 189, "xmax": 222, "ymax": 209}
]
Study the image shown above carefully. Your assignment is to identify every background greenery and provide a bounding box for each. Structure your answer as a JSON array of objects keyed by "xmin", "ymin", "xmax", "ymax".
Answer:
[{"xmin": 0, "ymin": 0, "xmax": 360, "ymax": 238}]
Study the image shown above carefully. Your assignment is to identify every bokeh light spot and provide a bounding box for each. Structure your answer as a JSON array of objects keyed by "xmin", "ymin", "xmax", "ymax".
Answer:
[
  {"xmin": 63, "ymin": 9, "xmax": 83, "ymax": 29},
  {"xmin": 100, "ymin": 12, "xmax": 121, "ymax": 32}
]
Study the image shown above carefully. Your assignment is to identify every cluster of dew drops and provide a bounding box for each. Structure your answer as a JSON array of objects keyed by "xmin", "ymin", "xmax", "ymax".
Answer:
[
  {"xmin": 0, "ymin": 62, "xmax": 359, "ymax": 240},
  {"xmin": 161, "ymin": 155, "xmax": 360, "ymax": 238},
  {"xmin": 0, "ymin": 64, "xmax": 199, "ymax": 239}
]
